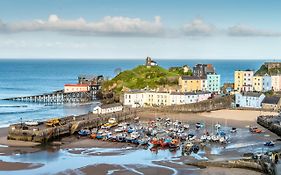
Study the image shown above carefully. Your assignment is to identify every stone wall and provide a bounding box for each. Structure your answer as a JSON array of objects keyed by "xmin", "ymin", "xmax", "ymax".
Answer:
[
  {"xmin": 146, "ymin": 95, "xmax": 233, "ymax": 113},
  {"xmin": 8, "ymin": 110, "xmax": 136, "ymax": 143},
  {"xmin": 257, "ymin": 115, "xmax": 281, "ymax": 136}
]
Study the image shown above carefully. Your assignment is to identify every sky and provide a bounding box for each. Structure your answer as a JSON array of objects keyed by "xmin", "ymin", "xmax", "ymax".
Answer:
[{"xmin": 0, "ymin": 0, "xmax": 281, "ymax": 59}]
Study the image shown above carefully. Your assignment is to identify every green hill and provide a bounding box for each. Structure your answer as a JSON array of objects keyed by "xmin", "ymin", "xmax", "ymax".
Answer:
[{"xmin": 102, "ymin": 65, "xmax": 186, "ymax": 95}]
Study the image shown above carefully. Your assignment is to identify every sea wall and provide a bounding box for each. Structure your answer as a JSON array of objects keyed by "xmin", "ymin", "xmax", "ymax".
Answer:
[
  {"xmin": 257, "ymin": 115, "xmax": 281, "ymax": 137},
  {"xmin": 7, "ymin": 110, "xmax": 136, "ymax": 143},
  {"xmin": 146, "ymin": 96, "xmax": 233, "ymax": 113}
]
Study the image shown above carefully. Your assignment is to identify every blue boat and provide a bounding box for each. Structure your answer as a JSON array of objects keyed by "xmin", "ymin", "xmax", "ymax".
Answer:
[
  {"xmin": 78, "ymin": 129, "xmax": 90, "ymax": 136},
  {"xmin": 264, "ymin": 141, "xmax": 275, "ymax": 147}
]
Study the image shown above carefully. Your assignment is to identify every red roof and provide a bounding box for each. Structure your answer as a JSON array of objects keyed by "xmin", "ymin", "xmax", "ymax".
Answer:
[{"xmin": 64, "ymin": 84, "xmax": 89, "ymax": 87}]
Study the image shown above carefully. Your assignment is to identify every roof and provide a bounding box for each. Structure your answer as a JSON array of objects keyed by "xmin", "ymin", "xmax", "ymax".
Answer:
[
  {"xmin": 181, "ymin": 76, "xmax": 204, "ymax": 80},
  {"xmin": 170, "ymin": 91, "xmax": 211, "ymax": 95},
  {"xmin": 100, "ymin": 103, "xmax": 122, "ymax": 109},
  {"xmin": 262, "ymin": 96, "xmax": 281, "ymax": 105},
  {"xmin": 240, "ymin": 92, "xmax": 264, "ymax": 97},
  {"xmin": 64, "ymin": 84, "xmax": 89, "ymax": 87}
]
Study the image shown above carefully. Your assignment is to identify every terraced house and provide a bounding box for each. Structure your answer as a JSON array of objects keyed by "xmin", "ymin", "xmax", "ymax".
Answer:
[
  {"xmin": 207, "ymin": 73, "xmax": 220, "ymax": 93},
  {"xmin": 234, "ymin": 70, "xmax": 254, "ymax": 92},
  {"xmin": 179, "ymin": 76, "xmax": 206, "ymax": 92}
]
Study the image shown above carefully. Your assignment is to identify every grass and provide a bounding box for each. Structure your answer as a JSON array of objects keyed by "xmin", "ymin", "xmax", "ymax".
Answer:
[{"xmin": 101, "ymin": 65, "xmax": 187, "ymax": 95}]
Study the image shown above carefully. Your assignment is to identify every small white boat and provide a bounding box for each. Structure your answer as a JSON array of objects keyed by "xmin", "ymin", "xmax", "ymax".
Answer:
[
  {"xmin": 183, "ymin": 124, "xmax": 190, "ymax": 129},
  {"xmin": 215, "ymin": 123, "xmax": 221, "ymax": 130},
  {"xmin": 24, "ymin": 121, "xmax": 39, "ymax": 126}
]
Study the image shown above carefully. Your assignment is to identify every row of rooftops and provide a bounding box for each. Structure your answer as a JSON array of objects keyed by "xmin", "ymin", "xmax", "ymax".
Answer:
[{"xmin": 125, "ymin": 90, "xmax": 211, "ymax": 95}]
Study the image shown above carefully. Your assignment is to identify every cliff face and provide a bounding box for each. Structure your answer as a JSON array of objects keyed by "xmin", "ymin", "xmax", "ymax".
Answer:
[{"xmin": 255, "ymin": 63, "xmax": 281, "ymax": 76}]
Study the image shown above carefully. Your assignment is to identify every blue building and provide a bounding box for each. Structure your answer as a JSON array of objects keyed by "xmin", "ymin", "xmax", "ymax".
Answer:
[
  {"xmin": 235, "ymin": 92, "xmax": 265, "ymax": 108},
  {"xmin": 207, "ymin": 73, "xmax": 220, "ymax": 93},
  {"xmin": 262, "ymin": 74, "xmax": 272, "ymax": 92}
]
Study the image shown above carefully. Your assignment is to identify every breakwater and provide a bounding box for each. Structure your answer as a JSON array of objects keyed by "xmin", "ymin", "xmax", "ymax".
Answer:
[
  {"xmin": 7, "ymin": 109, "xmax": 136, "ymax": 143},
  {"xmin": 257, "ymin": 115, "xmax": 281, "ymax": 137}
]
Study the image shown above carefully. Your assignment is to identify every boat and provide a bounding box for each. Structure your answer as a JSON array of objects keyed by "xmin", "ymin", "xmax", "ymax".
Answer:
[
  {"xmin": 78, "ymin": 129, "xmax": 91, "ymax": 136},
  {"xmin": 46, "ymin": 118, "xmax": 60, "ymax": 127},
  {"xmin": 195, "ymin": 122, "xmax": 203, "ymax": 129},
  {"xmin": 150, "ymin": 137, "xmax": 160, "ymax": 146},
  {"xmin": 138, "ymin": 137, "xmax": 150, "ymax": 145},
  {"xmin": 182, "ymin": 142, "xmax": 194, "ymax": 155},
  {"xmin": 24, "ymin": 121, "xmax": 39, "ymax": 126},
  {"xmin": 183, "ymin": 124, "xmax": 190, "ymax": 130},
  {"xmin": 169, "ymin": 139, "xmax": 180, "ymax": 149},
  {"xmin": 249, "ymin": 126, "xmax": 263, "ymax": 133},
  {"xmin": 230, "ymin": 127, "xmax": 237, "ymax": 133},
  {"xmin": 130, "ymin": 131, "xmax": 140, "ymax": 139},
  {"xmin": 102, "ymin": 118, "xmax": 118, "ymax": 129},
  {"xmin": 159, "ymin": 138, "xmax": 172, "ymax": 147},
  {"xmin": 187, "ymin": 133, "xmax": 196, "ymax": 141},
  {"xmin": 264, "ymin": 141, "xmax": 275, "ymax": 147},
  {"xmin": 215, "ymin": 123, "xmax": 221, "ymax": 130}
]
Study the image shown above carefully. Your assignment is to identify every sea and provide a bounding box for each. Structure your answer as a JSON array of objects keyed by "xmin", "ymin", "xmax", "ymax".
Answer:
[{"xmin": 0, "ymin": 59, "xmax": 274, "ymax": 128}]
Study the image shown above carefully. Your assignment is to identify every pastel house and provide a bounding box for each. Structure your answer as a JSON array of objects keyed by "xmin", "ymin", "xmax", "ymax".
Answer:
[
  {"xmin": 235, "ymin": 92, "xmax": 265, "ymax": 108},
  {"xmin": 207, "ymin": 73, "xmax": 220, "ymax": 93},
  {"xmin": 262, "ymin": 74, "xmax": 272, "ymax": 92}
]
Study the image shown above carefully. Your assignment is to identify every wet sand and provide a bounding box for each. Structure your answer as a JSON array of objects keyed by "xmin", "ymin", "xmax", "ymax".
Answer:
[
  {"xmin": 0, "ymin": 109, "xmax": 279, "ymax": 174},
  {"xmin": 0, "ymin": 160, "xmax": 43, "ymax": 171}
]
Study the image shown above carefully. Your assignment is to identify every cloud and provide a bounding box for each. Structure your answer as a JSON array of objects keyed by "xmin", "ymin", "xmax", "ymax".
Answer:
[
  {"xmin": 0, "ymin": 15, "xmax": 164, "ymax": 37},
  {"xmin": 183, "ymin": 18, "xmax": 217, "ymax": 36},
  {"xmin": 228, "ymin": 24, "xmax": 281, "ymax": 37}
]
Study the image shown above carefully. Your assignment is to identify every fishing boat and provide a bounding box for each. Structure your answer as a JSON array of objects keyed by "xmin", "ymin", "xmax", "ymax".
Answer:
[
  {"xmin": 230, "ymin": 127, "xmax": 237, "ymax": 133},
  {"xmin": 183, "ymin": 124, "xmax": 190, "ymax": 130},
  {"xmin": 138, "ymin": 137, "xmax": 150, "ymax": 145},
  {"xmin": 159, "ymin": 138, "xmax": 172, "ymax": 147},
  {"xmin": 215, "ymin": 123, "xmax": 221, "ymax": 130},
  {"xmin": 264, "ymin": 141, "xmax": 275, "ymax": 147},
  {"xmin": 187, "ymin": 133, "xmax": 196, "ymax": 141},
  {"xmin": 182, "ymin": 142, "xmax": 194, "ymax": 155},
  {"xmin": 195, "ymin": 122, "xmax": 203, "ymax": 129},
  {"xmin": 169, "ymin": 139, "xmax": 180, "ymax": 149},
  {"xmin": 150, "ymin": 137, "xmax": 160, "ymax": 147},
  {"xmin": 25, "ymin": 121, "xmax": 39, "ymax": 126},
  {"xmin": 249, "ymin": 126, "xmax": 263, "ymax": 133},
  {"xmin": 78, "ymin": 129, "xmax": 91, "ymax": 136}
]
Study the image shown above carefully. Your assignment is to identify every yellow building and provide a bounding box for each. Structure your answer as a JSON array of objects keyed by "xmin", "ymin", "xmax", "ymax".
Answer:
[
  {"xmin": 253, "ymin": 76, "xmax": 263, "ymax": 92},
  {"xmin": 179, "ymin": 76, "xmax": 204, "ymax": 92},
  {"xmin": 234, "ymin": 70, "xmax": 254, "ymax": 92}
]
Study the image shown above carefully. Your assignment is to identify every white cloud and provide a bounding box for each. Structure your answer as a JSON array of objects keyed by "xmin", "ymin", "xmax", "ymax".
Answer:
[
  {"xmin": 228, "ymin": 24, "xmax": 281, "ymax": 37},
  {"xmin": 183, "ymin": 18, "xmax": 217, "ymax": 36},
  {"xmin": 0, "ymin": 15, "xmax": 164, "ymax": 37}
]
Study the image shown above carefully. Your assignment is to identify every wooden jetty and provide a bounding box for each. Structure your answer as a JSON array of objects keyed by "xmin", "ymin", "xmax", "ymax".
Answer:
[{"xmin": 8, "ymin": 109, "xmax": 136, "ymax": 143}]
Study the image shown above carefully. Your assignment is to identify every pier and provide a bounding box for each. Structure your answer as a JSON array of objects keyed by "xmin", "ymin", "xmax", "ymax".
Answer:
[
  {"xmin": 2, "ymin": 90, "xmax": 93, "ymax": 103},
  {"xmin": 7, "ymin": 109, "xmax": 136, "ymax": 143}
]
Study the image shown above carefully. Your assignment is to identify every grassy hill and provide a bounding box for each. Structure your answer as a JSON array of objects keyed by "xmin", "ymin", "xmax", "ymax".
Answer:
[{"xmin": 102, "ymin": 65, "xmax": 184, "ymax": 96}]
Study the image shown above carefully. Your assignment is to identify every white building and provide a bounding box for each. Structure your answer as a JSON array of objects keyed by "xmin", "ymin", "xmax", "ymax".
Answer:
[
  {"xmin": 271, "ymin": 75, "xmax": 281, "ymax": 91},
  {"xmin": 64, "ymin": 84, "xmax": 90, "ymax": 93},
  {"xmin": 235, "ymin": 92, "xmax": 265, "ymax": 108},
  {"xmin": 124, "ymin": 90, "xmax": 212, "ymax": 107},
  {"xmin": 93, "ymin": 103, "xmax": 123, "ymax": 114}
]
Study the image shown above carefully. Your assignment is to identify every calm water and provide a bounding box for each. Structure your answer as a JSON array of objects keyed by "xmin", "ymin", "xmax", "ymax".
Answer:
[{"xmin": 0, "ymin": 59, "xmax": 271, "ymax": 127}]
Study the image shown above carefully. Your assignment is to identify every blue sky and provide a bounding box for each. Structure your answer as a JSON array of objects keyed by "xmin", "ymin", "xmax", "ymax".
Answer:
[{"xmin": 0, "ymin": 0, "xmax": 281, "ymax": 59}]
